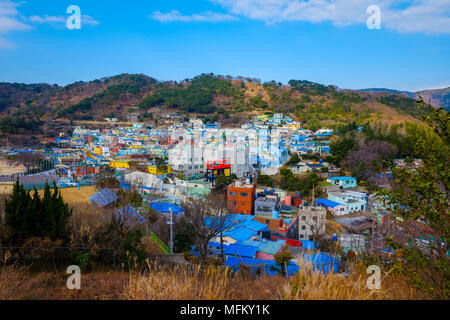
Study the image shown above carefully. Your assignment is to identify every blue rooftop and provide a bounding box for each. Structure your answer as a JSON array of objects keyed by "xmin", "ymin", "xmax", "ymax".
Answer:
[
  {"xmin": 240, "ymin": 238, "xmax": 286, "ymax": 255},
  {"xmin": 149, "ymin": 203, "xmax": 184, "ymax": 214},
  {"xmin": 315, "ymin": 198, "xmax": 345, "ymax": 208},
  {"xmin": 90, "ymin": 188, "xmax": 118, "ymax": 207}
]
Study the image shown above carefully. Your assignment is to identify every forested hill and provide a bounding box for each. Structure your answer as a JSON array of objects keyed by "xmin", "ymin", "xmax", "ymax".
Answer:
[{"xmin": 0, "ymin": 73, "xmax": 444, "ymax": 144}]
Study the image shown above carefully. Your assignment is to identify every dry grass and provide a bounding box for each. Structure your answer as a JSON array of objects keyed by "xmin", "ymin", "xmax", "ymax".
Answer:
[
  {"xmin": 125, "ymin": 262, "xmax": 286, "ymax": 300},
  {"xmin": 124, "ymin": 260, "xmax": 423, "ymax": 300},
  {"xmin": 286, "ymin": 260, "xmax": 422, "ymax": 300},
  {"xmin": 40, "ymin": 186, "xmax": 97, "ymax": 205},
  {"xmin": 0, "ymin": 259, "xmax": 424, "ymax": 300}
]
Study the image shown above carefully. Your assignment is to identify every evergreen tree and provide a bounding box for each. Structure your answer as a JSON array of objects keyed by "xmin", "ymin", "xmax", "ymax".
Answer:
[{"xmin": 5, "ymin": 180, "xmax": 72, "ymax": 245}]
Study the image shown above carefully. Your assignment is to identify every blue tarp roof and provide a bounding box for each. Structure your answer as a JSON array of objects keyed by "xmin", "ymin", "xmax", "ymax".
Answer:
[
  {"xmin": 303, "ymin": 253, "xmax": 340, "ymax": 274},
  {"xmin": 315, "ymin": 198, "xmax": 345, "ymax": 208},
  {"xmin": 90, "ymin": 188, "xmax": 118, "ymax": 207}
]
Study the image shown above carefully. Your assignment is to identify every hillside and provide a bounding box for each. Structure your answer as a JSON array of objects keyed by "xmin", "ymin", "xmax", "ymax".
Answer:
[
  {"xmin": 359, "ymin": 87, "xmax": 450, "ymax": 111},
  {"xmin": 0, "ymin": 73, "xmax": 440, "ymax": 145}
]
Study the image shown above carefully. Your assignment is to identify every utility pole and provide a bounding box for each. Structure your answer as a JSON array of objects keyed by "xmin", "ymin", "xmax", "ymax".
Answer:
[{"xmin": 168, "ymin": 202, "xmax": 174, "ymax": 254}]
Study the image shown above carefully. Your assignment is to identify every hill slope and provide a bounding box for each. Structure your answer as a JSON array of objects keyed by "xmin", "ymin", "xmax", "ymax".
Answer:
[
  {"xmin": 359, "ymin": 87, "xmax": 450, "ymax": 111},
  {"xmin": 0, "ymin": 73, "xmax": 440, "ymax": 145}
]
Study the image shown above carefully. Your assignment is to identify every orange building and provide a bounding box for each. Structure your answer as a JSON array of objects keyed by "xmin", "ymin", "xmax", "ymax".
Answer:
[{"xmin": 227, "ymin": 180, "xmax": 256, "ymax": 215}]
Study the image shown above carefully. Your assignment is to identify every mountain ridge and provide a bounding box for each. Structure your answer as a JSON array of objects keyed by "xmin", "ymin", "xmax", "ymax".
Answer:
[{"xmin": 0, "ymin": 73, "xmax": 445, "ymax": 145}]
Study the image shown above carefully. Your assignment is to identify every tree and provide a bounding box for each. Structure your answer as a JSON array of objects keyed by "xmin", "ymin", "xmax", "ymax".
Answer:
[
  {"xmin": 174, "ymin": 218, "xmax": 197, "ymax": 253},
  {"xmin": 378, "ymin": 99, "xmax": 449, "ymax": 298},
  {"xmin": 215, "ymin": 174, "xmax": 237, "ymax": 190},
  {"xmin": 155, "ymin": 157, "xmax": 168, "ymax": 173},
  {"xmin": 287, "ymin": 153, "xmax": 300, "ymax": 165},
  {"xmin": 343, "ymin": 140, "xmax": 397, "ymax": 183},
  {"xmin": 182, "ymin": 194, "xmax": 231, "ymax": 260},
  {"xmin": 275, "ymin": 248, "xmax": 293, "ymax": 276},
  {"xmin": 5, "ymin": 180, "xmax": 72, "ymax": 245},
  {"xmin": 248, "ymin": 96, "xmax": 268, "ymax": 109},
  {"xmin": 94, "ymin": 205, "xmax": 147, "ymax": 268}
]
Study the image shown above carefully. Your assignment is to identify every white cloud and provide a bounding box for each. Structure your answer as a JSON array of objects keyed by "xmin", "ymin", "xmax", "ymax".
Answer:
[
  {"xmin": 210, "ymin": 0, "xmax": 450, "ymax": 34},
  {"xmin": 0, "ymin": 0, "xmax": 30, "ymax": 33},
  {"xmin": 29, "ymin": 14, "xmax": 100, "ymax": 27},
  {"xmin": 0, "ymin": 0, "xmax": 30, "ymax": 48},
  {"xmin": 150, "ymin": 10, "xmax": 238, "ymax": 23}
]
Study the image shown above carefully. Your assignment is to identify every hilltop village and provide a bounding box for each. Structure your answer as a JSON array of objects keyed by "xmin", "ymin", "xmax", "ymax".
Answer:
[{"xmin": 0, "ymin": 113, "xmax": 432, "ymax": 275}]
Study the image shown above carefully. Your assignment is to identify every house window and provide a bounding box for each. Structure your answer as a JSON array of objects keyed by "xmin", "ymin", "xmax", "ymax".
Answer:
[
  {"xmin": 302, "ymin": 216, "xmax": 306, "ymax": 221},
  {"xmin": 229, "ymin": 192, "xmax": 237, "ymax": 197},
  {"xmin": 232, "ymin": 201, "xmax": 236, "ymax": 205},
  {"xmin": 302, "ymin": 225, "xmax": 306, "ymax": 230},
  {"xmin": 240, "ymin": 192, "xmax": 248, "ymax": 197},
  {"xmin": 299, "ymin": 234, "xmax": 304, "ymax": 239}
]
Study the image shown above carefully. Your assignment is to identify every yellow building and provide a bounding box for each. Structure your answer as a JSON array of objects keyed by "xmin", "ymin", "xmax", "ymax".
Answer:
[
  {"xmin": 0, "ymin": 182, "xmax": 14, "ymax": 194},
  {"xmin": 147, "ymin": 165, "xmax": 171, "ymax": 175},
  {"xmin": 289, "ymin": 123, "xmax": 302, "ymax": 130},
  {"xmin": 110, "ymin": 160, "xmax": 130, "ymax": 169},
  {"xmin": 93, "ymin": 147, "xmax": 102, "ymax": 155}
]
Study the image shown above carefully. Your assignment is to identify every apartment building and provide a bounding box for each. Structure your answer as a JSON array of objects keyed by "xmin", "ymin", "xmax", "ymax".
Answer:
[
  {"xmin": 227, "ymin": 180, "xmax": 256, "ymax": 215},
  {"xmin": 298, "ymin": 205, "xmax": 326, "ymax": 241}
]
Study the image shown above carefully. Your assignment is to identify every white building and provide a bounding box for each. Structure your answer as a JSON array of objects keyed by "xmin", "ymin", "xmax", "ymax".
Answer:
[{"xmin": 298, "ymin": 206, "xmax": 327, "ymax": 241}]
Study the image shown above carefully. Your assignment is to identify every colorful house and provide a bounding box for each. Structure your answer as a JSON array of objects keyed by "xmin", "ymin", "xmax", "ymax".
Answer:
[{"xmin": 327, "ymin": 177, "xmax": 357, "ymax": 189}]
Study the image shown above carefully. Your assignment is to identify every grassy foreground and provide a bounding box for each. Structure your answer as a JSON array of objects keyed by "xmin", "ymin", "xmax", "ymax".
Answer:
[{"xmin": 0, "ymin": 260, "xmax": 423, "ymax": 300}]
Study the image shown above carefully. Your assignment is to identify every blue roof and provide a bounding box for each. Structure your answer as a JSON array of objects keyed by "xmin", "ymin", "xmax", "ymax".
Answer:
[
  {"xmin": 204, "ymin": 216, "xmax": 235, "ymax": 232},
  {"xmin": 149, "ymin": 203, "xmax": 184, "ymax": 214},
  {"xmin": 227, "ymin": 214, "xmax": 255, "ymax": 226},
  {"xmin": 328, "ymin": 176, "xmax": 356, "ymax": 181},
  {"xmin": 307, "ymin": 163, "xmax": 323, "ymax": 168},
  {"xmin": 300, "ymin": 239, "xmax": 318, "ymax": 250},
  {"xmin": 222, "ymin": 226, "xmax": 259, "ymax": 242},
  {"xmin": 241, "ymin": 238, "xmax": 286, "ymax": 255},
  {"xmin": 315, "ymin": 198, "xmax": 345, "ymax": 208},
  {"xmin": 90, "ymin": 188, "xmax": 118, "ymax": 207},
  {"xmin": 303, "ymin": 253, "xmax": 340, "ymax": 274},
  {"xmin": 223, "ymin": 243, "xmax": 258, "ymax": 258},
  {"xmin": 239, "ymin": 220, "xmax": 268, "ymax": 232}
]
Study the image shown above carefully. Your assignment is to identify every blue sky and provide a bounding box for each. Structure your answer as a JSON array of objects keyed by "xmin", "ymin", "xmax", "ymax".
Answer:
[{"xmin": 0, "ymin": 0, "xmax": 449, "ymax": 91}]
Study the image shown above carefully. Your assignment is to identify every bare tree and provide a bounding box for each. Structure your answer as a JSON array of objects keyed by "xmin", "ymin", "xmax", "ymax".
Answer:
[{"xmin": 182, "ymin": 193, "xmax": 231, "ymax": 260}]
